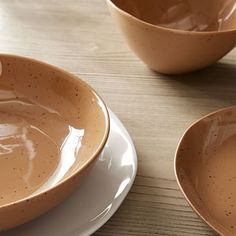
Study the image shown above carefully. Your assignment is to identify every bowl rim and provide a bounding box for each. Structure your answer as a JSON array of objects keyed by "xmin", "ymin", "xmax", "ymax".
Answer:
[
  {"xmin": 0, "ymin": 53, "xmax": 110, "ymax": 209},
  {"xmin": 174, "ymin": 105, "xmax": 236, "ymax": 236},
  {"xmin": 107, "ymin": 0, "xmax": 236, "ymax": 35}
]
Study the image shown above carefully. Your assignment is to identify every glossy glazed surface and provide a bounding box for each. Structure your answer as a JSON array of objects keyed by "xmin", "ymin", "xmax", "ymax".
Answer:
[
  {"xmin": 3, "ymin": 110, "xmax": 137, "ymax": 236},
  {"xmin": 112, "ymin": 0, "xmax": 236, "ymax": 32},
  {"xmin": 175, "ymin": 106, "xmax": 236, "ymax": 236},
  {"xmin": 0, "ymin": 54, "xmax": 109, "ymax": 230},
  {"xmin": 107, "ymin": 0, "xmax": 236, "ymax": 74},
  {"xmin": 2, "ymin": 1, "xmax": 236, "ymax": 234},
  {"xmin": 0, "ymin": 95, "xmax": 60, "ymax": 205}
]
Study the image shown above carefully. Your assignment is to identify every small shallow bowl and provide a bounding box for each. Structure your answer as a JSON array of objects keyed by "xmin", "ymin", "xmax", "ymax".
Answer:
[
  {"xmin": 175, "ymin": 106, "xmax": 236, "ymax": 236},
  {"xmin": 0, "ymin": 54, "xmax": 109, "ymax": 231},
  {"xmin": 107, "ymin": 0, "xmax": 236, "ymax": 74}
]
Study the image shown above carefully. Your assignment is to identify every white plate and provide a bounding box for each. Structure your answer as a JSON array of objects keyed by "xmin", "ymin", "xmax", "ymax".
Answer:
[{"xmin": 3, "ymin": 110, "xmax": 137, "ymax": 236}]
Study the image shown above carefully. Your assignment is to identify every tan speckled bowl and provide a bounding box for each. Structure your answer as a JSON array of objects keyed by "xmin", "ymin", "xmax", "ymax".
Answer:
[
  {"xmin": 107, "ymin": 0, "xmax": 236, "ymax": 74},
  {"xmin": 0, "ymin": 54, "xmax": 109, "ymax": 231},
  {"xmin": 175, "ymin": 106, "xmax": 236, "ymax": 236}
]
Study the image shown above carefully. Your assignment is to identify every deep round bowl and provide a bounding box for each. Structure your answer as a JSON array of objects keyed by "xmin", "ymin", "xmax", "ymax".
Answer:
[
  {"xmin": 0, "ymin": 54, "xmax": 109, "ymax": 231},
  {"xmin": 107, "ymin": 0, "xmax": 236, "ymax": 74}
]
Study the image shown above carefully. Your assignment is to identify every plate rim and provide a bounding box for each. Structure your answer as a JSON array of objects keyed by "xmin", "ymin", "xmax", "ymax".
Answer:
[{"xmin": 80, "ymin": 109, "xmax": 137, "ymax": 235}]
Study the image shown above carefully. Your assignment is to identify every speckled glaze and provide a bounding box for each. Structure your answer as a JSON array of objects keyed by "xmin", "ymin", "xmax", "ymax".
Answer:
[
  {"xmin": 0, "ymin": 54, "xmax": 110, "ymax": 231},
  {"xmin": 107, "ymin": 0, "xmax": 236, "ymax": 74},
  {"xmin": 175, "ymin": 106, "xmax": 236, "ymax": 236}
]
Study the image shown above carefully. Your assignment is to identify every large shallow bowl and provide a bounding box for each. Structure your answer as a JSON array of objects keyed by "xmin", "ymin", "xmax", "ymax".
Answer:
[
  {"xmin": 175, "ymin": 106, "xmax": 236, "ymax": 236},
  {"xmin": 0, "ymin": 54, "xmax": 109, "ymax": 231},
  {"xmin": 107, "ymin": 0, "xmax": 236, "ymax": 74}
]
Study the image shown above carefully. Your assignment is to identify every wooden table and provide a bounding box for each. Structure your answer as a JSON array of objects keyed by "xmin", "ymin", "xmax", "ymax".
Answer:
[{"xmin": 1, "ymin": 0, "xmax": 236, "ymax": 235}]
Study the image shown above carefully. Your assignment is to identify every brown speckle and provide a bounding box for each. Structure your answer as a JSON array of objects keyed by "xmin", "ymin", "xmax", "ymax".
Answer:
[{"xmin": 207, "ymin": 37, "xmax": 212, "ymax": 41}]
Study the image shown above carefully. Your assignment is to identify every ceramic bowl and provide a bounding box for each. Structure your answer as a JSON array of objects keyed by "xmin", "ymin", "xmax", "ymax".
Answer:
[
  {"xmin": 0, "ymin": 54, "xmax": 110, "ymax": 231},
  {"xmin": 107, "ymin": 0, "xmax": 236, "ymax": 74},
  {"xmin": 175, "ymin": 106, "xmax": 236, "ymax": 236}
]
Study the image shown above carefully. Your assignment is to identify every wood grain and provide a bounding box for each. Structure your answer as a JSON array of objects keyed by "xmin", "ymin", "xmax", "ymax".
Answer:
[{"xmin": 0, "ymin": 0, "xmax": 236, "ymax": 235}]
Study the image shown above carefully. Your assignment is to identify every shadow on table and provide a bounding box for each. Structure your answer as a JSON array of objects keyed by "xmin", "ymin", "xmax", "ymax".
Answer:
[
  {"xmin": 163, "ymin": 62, "xmax": 236, "ymax": 84},
  {"xmin": 151, "ymin": 62, "xmax": 236, "ymax": 110}
]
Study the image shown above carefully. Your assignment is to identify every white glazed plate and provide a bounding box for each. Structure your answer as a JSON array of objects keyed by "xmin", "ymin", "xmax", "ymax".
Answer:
[{"xmin": 3, "ymin": 110, "xmax": 137, "ymax": 236}]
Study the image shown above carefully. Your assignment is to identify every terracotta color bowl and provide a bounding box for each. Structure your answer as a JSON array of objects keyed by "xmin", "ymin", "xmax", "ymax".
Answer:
[
  {"xmin": 0, "ymin": 54, "xmax": 109, "ymax": 231},
  {"xmin": 107, "ymin": 0, "xmax": 236, "ymax": 74},
  {"xmin": 175, "ymin": 106, "xmax": 236, "ymax": 236}
]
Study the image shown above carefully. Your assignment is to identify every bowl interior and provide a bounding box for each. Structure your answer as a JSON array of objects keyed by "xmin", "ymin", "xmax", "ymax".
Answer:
[
  {"xmin": 175, "ymin": 107, "xmax": 236, "ymax": 235},
  {"xmin": 0, "ymin": 55, "xmax": 109, "ymax": 206},
  {"xmin": 111, "ymin": 0, "xmax": 236, "ymax": 32}
]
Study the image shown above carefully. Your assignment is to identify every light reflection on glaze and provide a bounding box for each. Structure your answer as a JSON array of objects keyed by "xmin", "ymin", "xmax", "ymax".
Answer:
[
  {"xmin": 114, "ymin": 178, "xmax": 130, "ymax": 199},
  {"xmin": 89, "ymin": 203, "xmax": 113, "ymax": 222},
  {"xmin": 34, "ymin": 127, "xmax": 85, "ymax": 195},
  {"xmin": 0, "ymin": 124, "xmax": 21, "ymax": 155},
  {"xmin": 121, "ymin": 0, "xmax": 236, "ymax": 32},
  {"xmin": 21, "ymin": 126, "xmax": 36, "ymax": 189},
  {"xmin": 224, "ymin": 2, "xmax": 236, "ymax": 21},
  {"xmin": 0, "ymin": 89, "xmax": 84, "ymax": 204},
  {"xmin": 158, "ymin": 1, "xmax": 236, "ymax": 32},
  {"xmin": 0, "ymin": 122, "xmax": 36, "ymax": 190}
]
